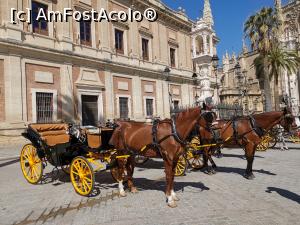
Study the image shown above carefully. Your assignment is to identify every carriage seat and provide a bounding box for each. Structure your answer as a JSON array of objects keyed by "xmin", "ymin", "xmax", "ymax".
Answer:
[
  {"xmin": 29, "ymin": 123, "xmax": 70, "ymax": 147},
  {"xmin": 85, "ymin": 127, "xmax": 114, "ymax": 149}
]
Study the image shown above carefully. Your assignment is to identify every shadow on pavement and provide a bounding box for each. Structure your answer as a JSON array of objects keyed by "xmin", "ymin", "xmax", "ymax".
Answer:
[
  {"xmin": 135, "ymin": 158, "xmax": 163, "ymax": 170},
  {"xmin": 0, "ymin": 158, "xmax": 20, "ymax": 168},
  {"xmin": 216, "ymin": 166, "xmax": 277, "ymax": 176},
  {"xmin": 266, "ymin": 187, "xmax": 300, "ymax": 204},
  {"xmin": 221, "ymin": 153, "xmax": 264, "ymax": 159},
  {"xmin": 133, "ymin": 177, "xmax": 210, "ymax": 193}
]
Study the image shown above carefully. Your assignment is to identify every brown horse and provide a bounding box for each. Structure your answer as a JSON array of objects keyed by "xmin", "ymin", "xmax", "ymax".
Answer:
[
  {"xmin": 198, "ymin": 108, "xmax": 294, "ymax": 179},
  {"xmin": 109, "ymin": 107, "xmax": 206, "ymax": 208}
]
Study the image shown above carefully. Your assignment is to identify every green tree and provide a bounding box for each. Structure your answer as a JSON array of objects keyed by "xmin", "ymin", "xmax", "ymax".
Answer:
[
  {"xmin": 244, "ymin": 7, "xmax": 280, "ymax": 111},
  {"xmin": 254, "ymin": 45, "xmax": 300, "ymax": 110}
]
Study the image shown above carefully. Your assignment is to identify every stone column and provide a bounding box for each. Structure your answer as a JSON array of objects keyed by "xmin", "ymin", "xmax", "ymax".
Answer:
[
  {"xmin": 104, "ymin": 70, "xmax": 114, "ymax": 120},
  {"xmin": 132, "ymin": 76, "xmax": 143, "ymax": 120},
  {"xmin": 192, "ymin": 36, "xmax": 196, "ymax": 57},
  {"xmin": 156, "ymin": 79, "xmax": 164, "ymax": 118},
  {"xmin": 60, "ymin": 63, "xmax": 75, "ymax": 122},
  {"xmin": 98, "ymin": 0, "xmax": 110, "ymax": 52},
  {"xmin": 203, "ymin": 35, "xmax": 208, "ymax": 55},
  {"xmin": 5, "ymin": 55, "xmax": 23, "ymax": 122},
  {"xmin": 181, "ymin": 83, "xmax": 190, "ymax": 106},
  {"xmin": 210, "ymin": 35, "xmax": 213, "ymax": 55}
]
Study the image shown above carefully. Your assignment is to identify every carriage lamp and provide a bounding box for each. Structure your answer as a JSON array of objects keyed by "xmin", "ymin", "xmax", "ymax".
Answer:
[
  {"xmin": 164, "ymin": 66, "xmax": 171, "ymax": 82},
  {"xmin": 192, "ymin": 72, "xmax": 198, "ymax": 85},
  {"xmin": 212, "ymin": 54, "xmax": 219, "ymax": 70},
  {"xmin": 212, "ymin": 55, "xmax": 220, "ymax": 105},
  {"xmin": 164, "ymin": 66, "xmax": 173, "ymax": 113}
]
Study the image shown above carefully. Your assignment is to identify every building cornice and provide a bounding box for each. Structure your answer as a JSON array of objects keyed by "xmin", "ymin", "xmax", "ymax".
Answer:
[{"xmin": 0, "ymin": 38, "xmax": 194, "ymax": 83}]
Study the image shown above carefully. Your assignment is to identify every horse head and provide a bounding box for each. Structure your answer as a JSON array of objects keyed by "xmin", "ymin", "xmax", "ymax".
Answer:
[{"xmin": 281, "ymin": 107, "xmax": 295, "ymax": 133}]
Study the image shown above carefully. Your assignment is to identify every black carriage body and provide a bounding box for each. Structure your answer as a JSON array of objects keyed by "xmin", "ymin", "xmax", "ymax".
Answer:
[
  {"xmin": 22, "ymin": 123, "xmax": 115, "ymax": 168},
  {"xmin": 22, "ymin": 123, "xmax": 81, "ymax": 167}
]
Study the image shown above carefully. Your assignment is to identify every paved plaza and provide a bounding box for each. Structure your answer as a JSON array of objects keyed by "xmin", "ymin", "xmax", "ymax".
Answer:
[{"xmin": 0, "ymin": 144, "xmax": 300, "ymax": 225}]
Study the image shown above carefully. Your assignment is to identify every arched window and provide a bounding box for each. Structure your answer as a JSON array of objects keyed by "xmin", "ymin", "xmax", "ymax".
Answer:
[{"xmin": 195, "ymin": 36, "xmax": 204, "ymax": 55}]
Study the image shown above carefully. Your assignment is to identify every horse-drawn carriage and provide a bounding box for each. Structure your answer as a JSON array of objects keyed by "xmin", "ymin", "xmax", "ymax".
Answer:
[
  {"xmin": 20, "ymin": 123, "xmax": 127, "ymax": 196},
  {"xmin": 288, "ymin": 127, "xmax": 300, "ymax": 144}
]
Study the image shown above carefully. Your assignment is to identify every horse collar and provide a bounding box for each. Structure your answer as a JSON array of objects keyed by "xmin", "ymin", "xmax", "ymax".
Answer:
[{"xmin": 171, "ymin": 116, "xmax": 186, "ymax": 145}]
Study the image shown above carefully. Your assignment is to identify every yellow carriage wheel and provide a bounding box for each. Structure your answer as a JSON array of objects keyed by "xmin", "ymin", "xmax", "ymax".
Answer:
[
  {"xmin": 70, "ymin": 156, "xmax": 95, "ymax": 196},
  {"xmin": 20, "ymin": 144, "xmax": 43, "ymax": 184},
  {"xmin": 256, "ymin": 135, "xmax": 270, "ymax": 151},
  {"xmin": 289, "ymin": 135, "xmax": 300, "ymax": 144},
  {"xmin": 186, "ymin": 150, "xmax": 204, "ymax": 170},
  {"xmin": 174, "ymin": 155, "xmax": 187, "ymax": 176}
]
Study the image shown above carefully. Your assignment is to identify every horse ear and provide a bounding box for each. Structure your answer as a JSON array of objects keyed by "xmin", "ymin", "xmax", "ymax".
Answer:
[{"xmin": 202, "ymin": 102, "xmax": 207, "ymax": 110}]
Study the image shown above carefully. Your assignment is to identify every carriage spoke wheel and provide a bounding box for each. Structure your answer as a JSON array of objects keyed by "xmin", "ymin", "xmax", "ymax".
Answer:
[
  {"xmin": 175, "ymin": 155, "xmax": 187, "ymax": 176},
  {"xmin": 256, "ymin": 135, "xmax": 270, "ymax": 151},
  {"xmin": 70, "ymin": 156, "xmax": 94, "ymax": 196},
  {"xmin": 269, "ymin": 135, "xmax": 278, "ymax": 148},
  {"xmin": 20, "ymin": 144, "xmax": 43, "ymax": 184},
  {"xmin": 187, "ymin": 150, "xmax": 204, "ymax": 170},
  {"xmin": 289, "ymin": 135, "xmax": 300, "ymax": 144}
]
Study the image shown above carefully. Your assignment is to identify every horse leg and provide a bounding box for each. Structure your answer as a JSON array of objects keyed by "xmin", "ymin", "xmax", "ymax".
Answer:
[
  {"xmin": 215, "ymin": 147, "xmax": 223, "ymax": 158},
  {"xmin": 126, "ymin": 156, "xmax": 138, "ymax": 193},
  {"xmin": 244, "ymin": 142, "xmax": 256, "ymax": 180},
  {"xmin": 202, "ymin": 148, "xmax": 213, "ymax": 175},
  {"xmin": 117, "ymin": 158, "xmax": 127, "ymax": 197},
  {"xmin": 208, "ymin": 152, "xmax": 217, "ymax": 174},
  {"xmin": 164, "ymin": 159, "xmax": 177, "ymax": 208},
  {"xmin": 170, "ymin": 158, "xmax": 180, "ymax": 201}
]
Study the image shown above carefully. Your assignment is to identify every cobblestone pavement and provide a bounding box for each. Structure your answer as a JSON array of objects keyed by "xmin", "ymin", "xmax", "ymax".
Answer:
[{"xmin": 0, "ymin": 145, "xmax": 300, "ymax": 225}]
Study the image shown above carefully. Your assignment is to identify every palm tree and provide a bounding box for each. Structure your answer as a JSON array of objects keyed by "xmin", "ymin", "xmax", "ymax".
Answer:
[
  {"xmin": 244, "ymin": 7, "xmax": 281, "ymax": 111},
  {"xmin": 254, "ymin": 45, "xmax": 300, "ymax": 110}
]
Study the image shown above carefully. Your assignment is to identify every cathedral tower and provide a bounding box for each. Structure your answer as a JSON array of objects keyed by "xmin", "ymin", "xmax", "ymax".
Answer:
[{"xmin": 191, "ymin": 0, "xmax": 219, "ymax": 104}]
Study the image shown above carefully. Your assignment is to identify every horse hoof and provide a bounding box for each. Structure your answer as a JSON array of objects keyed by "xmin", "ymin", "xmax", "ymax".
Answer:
[
  {"xmin": 207, "ymin": 171, "xmax": 213, "ymax": 175},
  {"xmin": 131, "ymin": 187, "xmax": 138, "ymax": 193},
  {"xmin": 244, "ymin": 174, "xmax": 255, "ymax": 180},
  {"xmin": 119, "ymin": 191, "xmax": 127, "ymax": 197},
  {"xmin": 212, "ymin": 170, "xmax": 217, "ymax": 174},
  {"xmin": 167, "ymin": 201, "xmax": 177, "ymax": 208}
]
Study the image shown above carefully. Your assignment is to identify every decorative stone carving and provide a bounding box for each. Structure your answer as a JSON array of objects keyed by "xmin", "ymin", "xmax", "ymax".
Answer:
[{"xmin": 75, "ymin": 68, "xmax": 104, "ymax": 89}]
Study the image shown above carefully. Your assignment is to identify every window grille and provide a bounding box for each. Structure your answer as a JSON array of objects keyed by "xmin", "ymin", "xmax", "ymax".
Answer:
[
  {"xmin": 36, "ymin": 92, "xmax": 53, "ymax": 123},
  {"xmin": 119, "ymin": 97, "xmax": 129, "ymax": 119},
  {"xmin": 146, "ymin": 98, "xmax": 154, "ymax": 117}
]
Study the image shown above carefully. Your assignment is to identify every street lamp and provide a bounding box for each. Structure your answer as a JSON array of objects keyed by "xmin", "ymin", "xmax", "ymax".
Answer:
[
  {"xmin": 192, "ymin": 72, "xmax": 200, "ymax": 105},
  {"xmin": 212, "ymin": 55, "xmax": 219, "ymax": 104}
]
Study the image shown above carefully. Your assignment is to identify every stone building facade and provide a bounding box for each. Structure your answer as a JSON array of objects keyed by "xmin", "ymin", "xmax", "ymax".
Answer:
[
  {"xmin": 219, "ymin": 0, "xmax": 300, "ymax": 115},
  {"xmin": 0, "ymin": 0, "xmax": 218, "ymax": 132}
]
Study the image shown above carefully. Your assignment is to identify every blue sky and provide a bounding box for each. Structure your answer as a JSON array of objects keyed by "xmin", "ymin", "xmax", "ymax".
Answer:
[{"xmin": 161, "ymin": 0, "xmax": 289, "ymax": 60}]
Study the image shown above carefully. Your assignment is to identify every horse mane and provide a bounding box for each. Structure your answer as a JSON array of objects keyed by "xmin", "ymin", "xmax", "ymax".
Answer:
[{"xmin": 172, "ymin": 105, "xmax": 200, "ymax": 120}]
